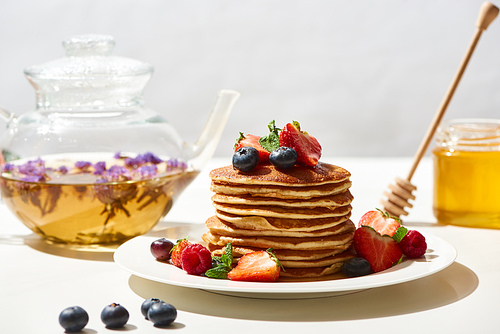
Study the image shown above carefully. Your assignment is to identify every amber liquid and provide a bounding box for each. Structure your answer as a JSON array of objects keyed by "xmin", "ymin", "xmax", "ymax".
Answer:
[
  {"xmin": 0, "ymin": 170, "xmax": 199, "ymax": 244},
  {"xmin": 433, "ymin": 148, "xmax": 500, "ymax": 228}
]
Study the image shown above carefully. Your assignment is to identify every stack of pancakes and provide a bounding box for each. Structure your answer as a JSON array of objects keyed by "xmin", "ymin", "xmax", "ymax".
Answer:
[{"xmin": 202, "ymin": 162, "xmax": 356, "ymax": 278}]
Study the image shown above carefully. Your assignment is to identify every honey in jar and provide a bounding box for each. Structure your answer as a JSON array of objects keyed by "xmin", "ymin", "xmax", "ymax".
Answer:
[{"xmin": 433, "ymin": 119, "xmax": 500, "ymax": 228}]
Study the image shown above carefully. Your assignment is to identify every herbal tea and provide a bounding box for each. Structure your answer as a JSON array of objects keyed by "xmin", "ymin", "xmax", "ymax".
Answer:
[{"xmin": 0, "ymin": 152, "xmax": 198, "ymax": 244}]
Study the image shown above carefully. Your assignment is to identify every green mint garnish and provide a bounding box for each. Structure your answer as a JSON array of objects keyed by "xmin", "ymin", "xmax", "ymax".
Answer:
[
  {"xmin": 392, "ymin": 226, "xmax": 408, "ymax": 243},
  {"xmin": 205, "ymin": 243, "xmax": 233, "ymax": 279},
  {"xmin": 258, "ymin": 120, "xmax": 281, "ymax": 152},
  {"xmin": 205, "ymin": 265, "xmax": 231, "ymax": 279}
]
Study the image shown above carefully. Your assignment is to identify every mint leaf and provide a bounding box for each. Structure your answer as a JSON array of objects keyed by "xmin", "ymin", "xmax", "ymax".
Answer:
[
  {"xmin": 222, "ymin": 243, "xmax": 233, "ymax": 267},
  {"xmin": 206, "ymin": 243, "xmax": 233, "ymax": 279},
  {"xmin": 392, "ymin": 226, "xmax": 408, "ymax": 243},
  {"xmin": 258, "ymin": 120, "xmax": 281, "ymax": 152},
  {"xmin": 205, "ymin": 265, "xmax": 231, "ymax": 279}
]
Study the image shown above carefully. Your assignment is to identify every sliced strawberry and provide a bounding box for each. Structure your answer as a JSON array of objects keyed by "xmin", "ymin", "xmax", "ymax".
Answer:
[
  {"xmin": 358, "ymin": 209, "xmax": 402, "ymax": 237},
  {"xmin": 234, "ymin": 133, "xmax": 270, "ymax": 162},
  {"xmin": 278, "ymin": 121, "xmax": 321, "ymax": 166},
  {"xmin": 170, "ymin": 238, "xmax": 191, "ymax": 268},
  {"xmin": 353, "ymin": 226, "xmax": 403, "ymax": 273},
  {"xmin": 227, "ymin": 250, "xmax": 281, "ymax": 282}
]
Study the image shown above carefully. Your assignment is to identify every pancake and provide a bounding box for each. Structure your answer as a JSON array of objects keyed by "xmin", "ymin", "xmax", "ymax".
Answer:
[
  {"xmin": 202, "ymin": 231, "xmax": 354, "ymax": 250},
  {"xmin": 279, "ymin": 251, "xmax": 355, "ymax": 268},
  {"xmin": 213, "ymin": 202, "xmax": 352, "ymax": 219},
  {"xmin": 210, "ymin": 180, "xmax": 352, "ymax": 199},
  {"xmin": 279, "ymin": 263, "xmax": 345, "ymax": 278},
  {"xmin": 208, "ymin": 243, "xmax": 352, "ymax": 261},
  {"xmin": 209, "ymin": 162, "xmax": 351, "ymax": 186},
  {"xmin": 205, "ymin": 215, "xmax": 355, "ymax": 238},
  {"xmin": 215, "ymin": 210, "xmax": 351, "ymax": 231},
  {"xmin": 211, "ymin": 190, "xmax": 353, "ymax": 208}
]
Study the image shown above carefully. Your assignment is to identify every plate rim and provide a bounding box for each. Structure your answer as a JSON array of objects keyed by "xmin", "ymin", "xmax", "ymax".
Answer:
[{"xmin": 114, "ymin": 231, "xmax": 457, "ymax": 295}]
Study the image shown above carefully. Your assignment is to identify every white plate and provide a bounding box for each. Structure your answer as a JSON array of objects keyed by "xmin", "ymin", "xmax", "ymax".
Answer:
[{"xmin": 114, "ymin": 232, "xmax": 457, "ymax": 299}]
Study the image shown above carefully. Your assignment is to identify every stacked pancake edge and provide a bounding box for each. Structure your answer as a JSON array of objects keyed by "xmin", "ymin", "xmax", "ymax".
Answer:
[{"xmin": 202, "ymin": 162, "xmax": 356, "ymax": 278}]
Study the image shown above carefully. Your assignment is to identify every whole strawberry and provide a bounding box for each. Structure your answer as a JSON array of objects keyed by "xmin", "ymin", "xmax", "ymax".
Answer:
[
  {"xmin": 228, "ymin": 249, "xmax": 281, "ymax": 282},
  {"xmin": 399, "ymin": 230, "xmax": 427, "ymax": 258},
  {"xmin": 279, "ymin": 121, "xmax": 321, "ymax": 167},
  {"xmin": 353, "ymin": 226, "xmax": 403, "ymax": 272},
  {"xmin": 170, "ymin": 238, "xmax": 191, "ymax": 268}
]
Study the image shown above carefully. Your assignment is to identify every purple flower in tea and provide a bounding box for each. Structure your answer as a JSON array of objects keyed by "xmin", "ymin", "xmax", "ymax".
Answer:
[
  {"xmin": 124, "ymin": 157, "xmax": 141, "ymax": 168},
  {"xmin": 136, "ymin": 165, "xmax": 158, "ymax": 178},
  {"xmin": 93, "ymin": 161, "xmax": 106, "ymax": 175},
  {"xmin": 58, "ymin": 166, "xmax": 69, "ymax": 174},
  {"xmin": 75, "ymin": 161, "xmax": 92, "ymax": 170},
  {"xmin": 21, "ymin": 174, "xmax": 46, "ymax": 182},
  {"xmin": 105, "ymin": 165, "xmax": 131, "ymax": 182},
  {"xmin": 140, "ymin": 152, "xmax": 163, "ymax": 164},
  {"xmin": 18, "ymin": 159, "xmax": 46, "ymax": 177},
  {"xmin": 2, "ymin": 163, "xmax": 14, "ymax": 172},
  {"xmin": 113, "ymin": 152, "xmax": 123, "ymax": 159}
]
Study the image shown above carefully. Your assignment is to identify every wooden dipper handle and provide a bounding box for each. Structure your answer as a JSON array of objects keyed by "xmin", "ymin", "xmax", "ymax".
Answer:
[{"xmin": 406, "ymin": 1, "xmax": 499, "ymax": 181}]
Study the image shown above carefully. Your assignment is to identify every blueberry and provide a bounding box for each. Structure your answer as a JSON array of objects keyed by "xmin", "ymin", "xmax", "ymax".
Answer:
[
  {"xmin": 58, "ymin": 306, "xmax": 89, "ymax": 332},
  {"xmin": 141, "ymin": 298, "xmax": 164, "ymax": 319},
  {"xmin": 232, "ymin": 147, "xmax": 259, "ymax": 172},
  {"xmin": 342, "ymin": 257, "xmax": 373, "ymax": 277},
  {"xmin": 269, "ymin": 147, "xmax": 297, "ymax": 170},
  {"xmin": 150, "ymin": 238, "xmax": 174, "ymax": 261},
  {"xmin": 147, "ymin": 301, "xmax": 177, "ymax": 327},
  {"xmin": 100, "ymin": 303, "xmax": 129, "ymax": 328}
]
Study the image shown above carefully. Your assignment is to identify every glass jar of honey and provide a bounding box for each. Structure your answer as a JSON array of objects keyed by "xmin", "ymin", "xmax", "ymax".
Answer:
[{"xmin": 433, "ymin": 118, "xmax": 500, "ymax": 228}]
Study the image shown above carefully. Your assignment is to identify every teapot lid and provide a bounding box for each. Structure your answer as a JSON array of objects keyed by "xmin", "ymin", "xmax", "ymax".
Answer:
[{"xmin": 24, "ymin": 34, "xmax": 153, "ymax": 79}]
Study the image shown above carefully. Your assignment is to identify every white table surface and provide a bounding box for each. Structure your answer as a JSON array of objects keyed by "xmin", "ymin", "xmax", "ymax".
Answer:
[{"xmin": 1, "ymin": 156, "xmax": 499, "ymax": 333}]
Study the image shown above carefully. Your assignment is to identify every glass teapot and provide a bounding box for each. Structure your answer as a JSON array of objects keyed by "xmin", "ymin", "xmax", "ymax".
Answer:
[{"xmin": 0, "ymin": 34, "xmax": 240, "ymax": 246}]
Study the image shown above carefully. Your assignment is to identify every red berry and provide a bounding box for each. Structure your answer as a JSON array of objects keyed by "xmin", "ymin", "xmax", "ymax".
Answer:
[
  {"xmin": 278, "ymin": 121, "xmax": 321, "ymax": 167},
  {"xmin": 358, "ymin": 209, "xmax": 401, "ymax": 237},
  {"xmin": 234, "ymin": 134, "xmax": 270, "ymax": 162},
  {"xmin": 399, "ymin": 230, "xmax": 427, "ymax": 258},
  {"xmin": 228, "ymin": 250, "xmax": 281, "ymax": 282},
  {"xmin": 170, "ymin": 238, "xmax": 191, "ymax": 268},
  {"xmin": 180, "ymin": 243, "xmax": 213, "ymax": 275},
  {"xmin": 353, "ymin": 226, "xmax": 403, "ymax": 272}
]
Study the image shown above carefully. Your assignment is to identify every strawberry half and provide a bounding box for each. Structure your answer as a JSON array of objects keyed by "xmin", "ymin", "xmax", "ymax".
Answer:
[
  {"xmin": 278, "ymin": 121, "xmax": 321, "ymax": 166},
  {"xmin": 353, "ymin": 226, "xmax": 403, "ymax": 273},
  {"xmin": 227, "ymin": 249, "xmax": 281, "ymax": 282},
  {"xmin": 358, "ymin": 209, "xmax": 402, "ymax": 237},
  {"xmin": 234, "ymin": 133, "xmax": 270, "ymax": 162}
]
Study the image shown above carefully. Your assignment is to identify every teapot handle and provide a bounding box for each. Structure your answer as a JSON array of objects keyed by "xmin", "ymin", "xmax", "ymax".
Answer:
[{"xmin": 185, "ymin": 89, "xmax": 240, "ymax": 170}]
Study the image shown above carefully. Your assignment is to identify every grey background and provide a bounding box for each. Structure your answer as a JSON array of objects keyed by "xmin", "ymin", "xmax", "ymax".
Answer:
[{"xmin": 0, "ymin": 0, "xmax": 499, "ymax": 158}]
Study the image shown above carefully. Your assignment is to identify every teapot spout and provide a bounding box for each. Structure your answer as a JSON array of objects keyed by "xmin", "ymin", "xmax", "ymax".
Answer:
[{"xmin": 185, "ymin": 89, "xmax": 240, "ymax": 169}]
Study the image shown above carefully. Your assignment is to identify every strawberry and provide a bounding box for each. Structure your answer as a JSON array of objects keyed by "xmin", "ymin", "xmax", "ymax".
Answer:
[
  {"xmin": 358, "ymin": 209, "xmax": 402, "ymax": 237},
  {"xmin": 234, "ymin": 133, "xmax": 270, "ymax": 162},
  {"xmin": 170, "ymin": 238, "xmax": 191, "ymax": 268},
  {"xmin": 353, "ymin": 226, "xmax": 403, "ymax": 273},
  {"xmin": 227, "ymin": 249, "xmax": 281, "ymax": 282},
  {"xmin": 278, "ymin": 121, "xmax": 321, "ymax": 166}
]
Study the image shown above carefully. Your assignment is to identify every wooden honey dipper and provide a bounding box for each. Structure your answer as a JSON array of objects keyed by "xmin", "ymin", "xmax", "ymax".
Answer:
[{"xmin": 381, "ymin": 1, "xmax": 499, "ymax": 218}]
